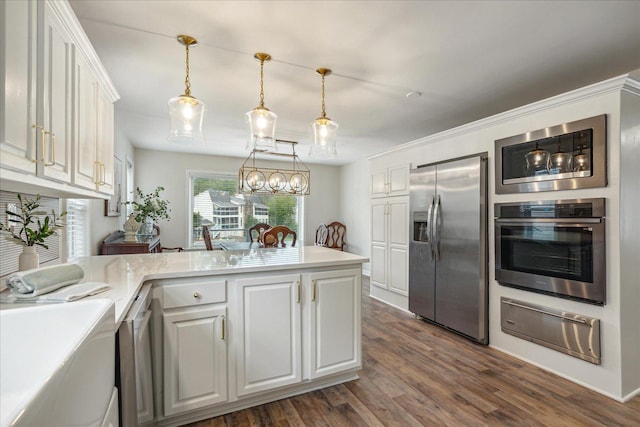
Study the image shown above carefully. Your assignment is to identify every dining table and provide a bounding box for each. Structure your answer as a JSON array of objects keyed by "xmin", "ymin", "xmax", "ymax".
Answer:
[{"xmin": 218, "ymin": 241, "xmax": 297, "ymax": 251}]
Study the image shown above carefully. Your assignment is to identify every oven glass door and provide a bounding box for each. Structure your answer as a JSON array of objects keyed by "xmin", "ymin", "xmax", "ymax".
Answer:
[{"xmin": 499, "ymin": 222, "xmax": 595, "ymax": 283}]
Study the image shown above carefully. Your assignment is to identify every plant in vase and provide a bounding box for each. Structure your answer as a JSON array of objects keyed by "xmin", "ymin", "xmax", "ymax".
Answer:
[
  {"xmin": 124, "ymin": 186, "xmax": 171, "ymax": 235},
  {"xmin": 0, "ymin": 194, "xmax": 66, "ymax": 271}
]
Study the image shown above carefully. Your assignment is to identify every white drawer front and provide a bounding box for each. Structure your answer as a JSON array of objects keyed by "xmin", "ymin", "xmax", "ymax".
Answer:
[{"xmin": 163, "ymin": 280, "xmax": 226, "ymax": 308}]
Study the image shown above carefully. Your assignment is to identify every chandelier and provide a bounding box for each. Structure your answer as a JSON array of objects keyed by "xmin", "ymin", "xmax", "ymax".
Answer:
[
  {"xmin": 246, "ymin": 52, "xmax": 278, "ymax": 151},
  {"xmin": 239, "ymin": 140, "xmax": 310, "ymax": 195},
  {"xmin": 309, "ymin": 67, "xmax": 338, "ymax": 158},
  {"xmin": 168, "ymin": 35, "xmax": 206, "ymax": 144}
]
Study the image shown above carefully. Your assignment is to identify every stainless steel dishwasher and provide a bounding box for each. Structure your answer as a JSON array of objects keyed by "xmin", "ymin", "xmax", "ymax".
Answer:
[{"xmin": 117, "ymin": 282, "xmax": 154, "ymax": 426}]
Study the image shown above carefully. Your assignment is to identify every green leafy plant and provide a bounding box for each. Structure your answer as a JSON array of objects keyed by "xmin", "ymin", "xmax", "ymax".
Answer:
[
  {"xmin": 0, "ymin": 194, "xmax": 66, "ymax": 249},
  {"xmin": 125, "ymin": 186, "xmax": 171, "ymax": 223}
]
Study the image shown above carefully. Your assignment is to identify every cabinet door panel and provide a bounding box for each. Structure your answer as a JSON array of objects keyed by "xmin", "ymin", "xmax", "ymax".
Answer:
[
  {"xmin": 370, "ymin": 244, "xmax": 387, "ymax": 289},
  {"xmin": 370, "ymin": 169, "xmax": 387, "ymax": 197},
  {"xmin": 371, "ymin": 202, "xmax": 387, "ymax": 245},
  {"xmin": 73, "ymin": 51, "xmax": 98, "ymax": 190},
  {"xmin": 389, "ymin": 247, "xmax": 408, "ymax": 295},
  {"xmin": 388, "ymin": 165, "xmax": 409, "ymax": 195},
  {"xmin": 96, "ymin": 87, "xmax": 114, "ymax": 194},
  {"xmin": 0, "ymin": 0, "xmax": 37, "ymax": 174},
  {"xmin": 389, "ymin": 200, "xmax": 408, "ymax": 246},
  {"xmin": 236, "ymin": 274, "xmax": 301, "ymax": 396},
  {"xmin": 308, "ymin": 269, "xmax": 361, "ymax": 379},
  {"xmin": 163, "ymin": 306, "xmax": 227, "ymax": 416},
  {"xmin": 40, "ymin": 2, "xmax": 72, "ymax": 182}
]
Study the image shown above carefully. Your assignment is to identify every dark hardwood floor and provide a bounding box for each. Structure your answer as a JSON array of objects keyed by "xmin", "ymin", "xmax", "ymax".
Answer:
[{"xmin": 186, "ymin": 277, "xmax": 640, "ymax": 426}]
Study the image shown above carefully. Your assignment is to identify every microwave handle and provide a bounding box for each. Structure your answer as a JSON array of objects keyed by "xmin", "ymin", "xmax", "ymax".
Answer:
[{"xmin": 433, "ymin": 195, "xmax": 441, "ymax": 261}]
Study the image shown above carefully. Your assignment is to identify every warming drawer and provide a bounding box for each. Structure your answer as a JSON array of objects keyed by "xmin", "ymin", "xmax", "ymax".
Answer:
[{"xmin": 500, "ymin": 298, "xmax": 600, "ymax": 364}]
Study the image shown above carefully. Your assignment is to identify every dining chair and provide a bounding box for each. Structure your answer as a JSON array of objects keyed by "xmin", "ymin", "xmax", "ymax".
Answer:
[
  {"xmin": 325, "ymin": 221, "xmax": 346, "ymax": 251},
  {"xmin": 315, "ymin": 224, "xmax": 328, "ymax": 246},
  {"xmin": 154, "ymin": 224, "xmax": 184, "ymax": 252},
  {"xmin": 248, "ymin": 223, "xmax": 271, "ymax": 243},
  {"xmin": 261, "ymin": 225, "xmax": 297, "ymax": 248},
  {"xmin": 202, "ymin": 225, "xmax": 214, "ymax": 250}
]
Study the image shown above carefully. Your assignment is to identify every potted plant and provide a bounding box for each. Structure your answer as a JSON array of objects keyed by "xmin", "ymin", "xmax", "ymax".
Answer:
[
  {"xmin": 125, "ymin": 186, "xmax": 171, "ymax": 235},
  {"xmin": 0, "ymin": 194, "xmax": 66, "ymax": 270}
]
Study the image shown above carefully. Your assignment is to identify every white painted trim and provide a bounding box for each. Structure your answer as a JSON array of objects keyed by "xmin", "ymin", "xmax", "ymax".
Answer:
[{"xmin": 369, "ymin": 73, "xmax": 634, "ymax": 160}]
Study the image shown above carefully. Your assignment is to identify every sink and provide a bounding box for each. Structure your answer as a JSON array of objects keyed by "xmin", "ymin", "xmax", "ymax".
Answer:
[{"xmin": 0, "ymin": 299, "xmax": 115, "ymax": 427}]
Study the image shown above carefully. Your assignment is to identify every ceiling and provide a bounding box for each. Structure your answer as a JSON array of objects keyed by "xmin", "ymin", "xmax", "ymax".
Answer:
[{"xmin": 69, "ymin": 1, "xmax": 640, "ymax": 166}]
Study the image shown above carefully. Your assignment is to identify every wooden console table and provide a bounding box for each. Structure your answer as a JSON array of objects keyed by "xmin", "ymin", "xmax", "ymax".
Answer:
[{"xmin": 101, "ymin": 230, "xmax": 161, "ymax": 255}]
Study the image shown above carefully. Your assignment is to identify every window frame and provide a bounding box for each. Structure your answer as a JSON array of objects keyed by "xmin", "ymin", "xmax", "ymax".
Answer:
[{"xmin": 187, "ymin": 170, "xmax": 304, "ymax": 249}]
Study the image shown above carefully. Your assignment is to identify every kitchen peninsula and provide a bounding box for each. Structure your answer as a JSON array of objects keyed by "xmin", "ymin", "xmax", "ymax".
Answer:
[{"xmin": 79, "ymin": 245, "xmax": 367, "ymax": 426}]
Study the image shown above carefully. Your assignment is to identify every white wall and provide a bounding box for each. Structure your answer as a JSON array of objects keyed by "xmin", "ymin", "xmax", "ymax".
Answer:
[
  {"xmin": 339, "ymin": 159, "xmax": 370, "ymax": 274},
  {"xmin": 345, "ymin": 74, "xmax": 640, "ymax": 401},
  {"xmin": 133, "ymin": 149, "xmax": 341, "ymax": 249},
  {"xmin": 88, "ymin": 108, "xmax": 136, "ymax": 255}
]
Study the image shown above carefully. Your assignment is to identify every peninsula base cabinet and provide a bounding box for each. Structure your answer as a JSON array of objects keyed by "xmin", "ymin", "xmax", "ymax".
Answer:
[{"xmin": 150, "ymin": 266, "xmax": 362, "ymax": 426}]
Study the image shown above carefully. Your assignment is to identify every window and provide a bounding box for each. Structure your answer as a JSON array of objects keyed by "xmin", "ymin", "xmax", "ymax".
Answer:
[
  {"xmin": 64, "ymin": 199, "xmax": 90, "ymax": 261},
  {"xmin": 189, "ymin": 172, "xmax": 303, "ymax": 248}
]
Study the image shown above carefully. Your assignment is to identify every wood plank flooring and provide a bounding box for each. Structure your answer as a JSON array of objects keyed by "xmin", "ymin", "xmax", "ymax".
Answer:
[{"xmin": 186, "ymin": 277, "xmax": 640, "ymax": 426}]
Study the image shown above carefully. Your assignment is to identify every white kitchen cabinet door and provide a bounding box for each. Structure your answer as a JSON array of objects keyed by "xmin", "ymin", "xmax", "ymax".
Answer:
[
  {"xmin": 96, "ymin": 87, "xmax": 114, "ymax": 194},
  {"xmin": 73, "ymin": 50, "xmax": 98, "ymax": 190},
  {"xmin": 370, "ymin": 197, "xmax": 409, "ymax": 294},
  {"xmin": 235, "ymin": 274, "xmax": 302, "ymax": 397},
  {"xmin": 0, "ymin": 0, "xmax": 37, "ymax": 174},
  {"xmin": 163, "ymin": 305, "xmax": 228, "ymax": 416},
  {"xmin": 307, "ymin": 269, "xmax": 361, "ymax": 379},
  {"xmin": 39, "ymin": 1, "xmax": 72, "ymax": 183},
  {"xmin": 370, "ymin": 165, "xmax": 409, "ymax": 198}
]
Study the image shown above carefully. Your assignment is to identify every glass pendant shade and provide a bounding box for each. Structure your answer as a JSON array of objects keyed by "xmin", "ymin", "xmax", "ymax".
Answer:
[
  {"xmin": 246, "ymin": 106, "xmax": 277, "ymax": 151},
  {"xmin": 247, "ymin": 53, "xmax": 277, "ymax": 151},
  {"xmin": 550, "ymin": 142, "xmax": 572, "ymax": 174},
  {"xmin": 309, "ymin": 68, "xmax": 338, "ymax": 158},
  {"xmin": 525, "ymin": 142, "xmax": 550, "ymax": 176},
  {"xmin": 310, "ymin": 117, "xmax": 338, "ymax": 158},
  {"xmin": 168, "ymin": 95, "xmax": 206, "ymax": 144},
  {"xmin": 167, "ymin": 35, "xmax": 205, "ymax": 145}
]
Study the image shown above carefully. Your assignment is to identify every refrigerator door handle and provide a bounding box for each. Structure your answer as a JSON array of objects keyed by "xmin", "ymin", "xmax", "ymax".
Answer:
[
  {"xmin": 426, "ymin": 195, "xmax": 435, "ymax": 259},
  {"xmin": 433, "ymin": 195, "xmax": 442, "ymax": 260}
]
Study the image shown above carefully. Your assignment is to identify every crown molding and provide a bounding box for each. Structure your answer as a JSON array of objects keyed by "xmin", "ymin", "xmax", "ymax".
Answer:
[{"xmin": 369, "ymin": 73, "xmax": 635, "ymax": 160}]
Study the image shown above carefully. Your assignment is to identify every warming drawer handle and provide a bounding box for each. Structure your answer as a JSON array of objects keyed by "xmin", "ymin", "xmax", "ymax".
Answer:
[
  {"xmin": 502, "ymin": 300, "xmax": 589, "ymax": 325},
  {"xmin": 494, "ymin": 218, "xmax": 602, "ymax": 224}
]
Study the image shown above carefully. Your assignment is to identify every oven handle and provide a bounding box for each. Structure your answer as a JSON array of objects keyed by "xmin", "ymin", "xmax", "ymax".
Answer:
[
  {"xmin": 494, "ymin": 218, "xmax": 602, "ymax": 224},
  {"xmin": 502, "ymin": 300, "xmax": 590, "ymax": 325}
]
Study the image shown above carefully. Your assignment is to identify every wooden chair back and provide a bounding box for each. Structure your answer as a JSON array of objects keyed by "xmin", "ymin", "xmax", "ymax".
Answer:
[
  {"xmin": 315, "ymin": 224, "xmax": 328, "ymax": 246},
  {"xmin": 202, "ymin": 225, "xmax": 214, "ymax": 250},
  {"xmin": 261, "ymin": 225, "xmax": 297, "ymax": 248},
  {"xmin": 249, "ymin": 223, "xmax": 271, "ymax": 243},
  {"xmin": 325, "ymin": 221, "xmax": 347, "ymax": 251}
]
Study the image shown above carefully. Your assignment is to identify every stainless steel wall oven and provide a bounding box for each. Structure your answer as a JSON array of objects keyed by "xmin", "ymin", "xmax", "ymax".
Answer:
[{"xmin": 495, "ymin": 198, "xmax": 606, "ymax": 305}]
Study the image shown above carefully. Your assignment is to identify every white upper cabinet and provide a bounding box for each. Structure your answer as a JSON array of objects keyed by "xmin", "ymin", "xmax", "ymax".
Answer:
[
  {"xmin": 370, "ymin": 164, "xmax": 410, "ymax": 197},
  {"xmin": 0, "ymin": 0, "xmax": 118, "ymax": 198}
]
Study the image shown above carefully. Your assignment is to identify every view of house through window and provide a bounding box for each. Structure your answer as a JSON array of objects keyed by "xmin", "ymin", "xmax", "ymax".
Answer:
[{"xmin": 189, "ymin": 173, "xmax": 303, "ymax": 248}]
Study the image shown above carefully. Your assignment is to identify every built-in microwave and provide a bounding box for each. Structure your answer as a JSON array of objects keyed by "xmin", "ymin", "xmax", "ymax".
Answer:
[
  {"xmin": 494, "ymin": 198, "xmax": 606, "ymax": 305},
  {"xmin": 495, "ymin": 115, "xmax": 607, "ymax": 194}
]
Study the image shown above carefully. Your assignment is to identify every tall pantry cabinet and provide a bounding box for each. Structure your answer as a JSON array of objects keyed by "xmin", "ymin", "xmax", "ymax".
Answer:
[{"xmin": 0, "ymin": 0, "xmax": 118, "ymax": 198}]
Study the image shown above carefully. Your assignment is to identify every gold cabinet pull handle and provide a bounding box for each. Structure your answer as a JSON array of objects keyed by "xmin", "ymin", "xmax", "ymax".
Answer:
[
  {"xmin": 296, "ymin": 281, "xmax": 301, "ymax": 304},
  {"xmin": 32, "ymin": 124, "xmax": 45, "ymax": 163},
  {"xmin": 312, "ymin": 279, "xmax": 317, "ymax": 301},
  {"xmin": 193, "ymin": 292, "xmax": 201, "ymax": 299},
  {"xmin": 221, "ymin": 315, "xmax": 226, "ymax": 340},
  {"xmin": 100, "ymin": 162, "xmax": 106, "ymax": 185},
  {"xmin": 44, "ymin": 131, "xmax": 55, "ymax": 166}
]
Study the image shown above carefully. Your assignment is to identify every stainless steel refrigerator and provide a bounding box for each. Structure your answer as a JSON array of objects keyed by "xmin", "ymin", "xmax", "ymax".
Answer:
[{"xmin": 409, "ymin": 153, "xmax": 488, "ymax": 344}]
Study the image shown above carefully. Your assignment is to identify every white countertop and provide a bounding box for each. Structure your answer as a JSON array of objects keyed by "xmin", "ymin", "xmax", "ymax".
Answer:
[{"xmin": 61, "ymin": 246, "xmax": 367, "ymax": 326}]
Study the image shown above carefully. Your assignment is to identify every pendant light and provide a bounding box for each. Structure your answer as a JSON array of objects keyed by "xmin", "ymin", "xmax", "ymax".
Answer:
[
  {"xmin": 309, "ymin": 68, "xmax": 338, "ymax": 158},
  {"xmin": 168, "ymin": 35, "xmax": 206, "ymax": 144},
  {"xmin": 246, "ymin": 53, "xmax": 278, "ymax": 151}
]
